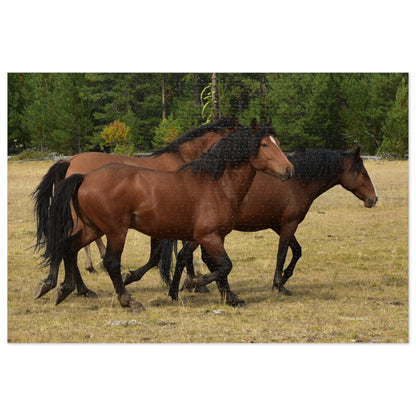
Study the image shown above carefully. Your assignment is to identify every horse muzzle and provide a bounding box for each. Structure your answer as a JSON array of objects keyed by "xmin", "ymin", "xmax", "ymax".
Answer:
[
  {"xmin": 365, "ymin": 196, "xmax": 378, "ymax": 208},
  {"xmin": 277, "ymin": 166, "xmax": 295, "ymax": 182}
]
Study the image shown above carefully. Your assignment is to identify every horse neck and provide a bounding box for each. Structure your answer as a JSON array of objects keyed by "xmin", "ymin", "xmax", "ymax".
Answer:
[
  {"xmin": 300, "ymin": 173, "xmax": 342, "ymax": 201},
  {"xmin": 178, "ymin": 132, "xmax": 223, "ymax": 162},
  {"xmin": 218, "ymin": 161, "xmax": 257, "ymax": 212}
]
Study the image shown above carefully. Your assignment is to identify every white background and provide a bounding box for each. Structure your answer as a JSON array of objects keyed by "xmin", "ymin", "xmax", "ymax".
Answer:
[{"xmin": 1, "ymin": 1, "xmax": 414, "ymax": 415}]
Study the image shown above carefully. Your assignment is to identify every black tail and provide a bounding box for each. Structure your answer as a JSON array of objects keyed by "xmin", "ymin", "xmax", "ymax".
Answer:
[
  {"xmin": 159, "ymin": 240, "xmax": 177, "ymax": 286},
  {"xmin": 42, "ymin": 174, "xmax": 84, "ymax": 269},
  {"xmin": 32, "ymin": 160, "xmax": 70, "ymax": 251}
]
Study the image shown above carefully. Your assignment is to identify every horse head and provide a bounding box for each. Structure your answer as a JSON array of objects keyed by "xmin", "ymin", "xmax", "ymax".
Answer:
[{"xmin": 341, "ymin": 147, "xmax": 378, "ymax": 208}]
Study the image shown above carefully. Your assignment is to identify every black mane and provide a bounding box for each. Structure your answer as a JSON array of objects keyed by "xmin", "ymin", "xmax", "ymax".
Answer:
[
  {"xmin": 151, "ymin": 117, "xmax": 238, "ymax": 157},
  {"xmin": 180, "ymin": 124, "xmax": 276, "ymax": 179},
  {"xmin": 287, "ymin": 148, "xmax": 362, "ymax": 181}
]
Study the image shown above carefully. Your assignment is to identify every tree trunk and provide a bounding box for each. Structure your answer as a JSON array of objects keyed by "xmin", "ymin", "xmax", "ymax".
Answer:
[
  {"xmin": 211, "ymin": 73, "xmax": 218, "ymax": 120},
  {"xmin": 162, "ymin": 75, "xmax": 166, "ymax": 119}
]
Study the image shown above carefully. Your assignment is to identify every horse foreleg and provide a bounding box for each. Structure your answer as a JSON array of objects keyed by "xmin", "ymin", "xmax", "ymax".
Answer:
[
  {"xmin": 185, "ymin": 234, "xmax": 243, "ymax": 307},
  {"xmin": 123, "ymin": 238, "xmax": 163, "ymax": 286},
  {"xmin": 281, "ymin": 236, "xmax": 302, "ymax": 287},
  {"xmin": 103, "ymin": 233, "xmax": 145, "ymax": 311},
  {"xmin": 33, "ymin": 262, "xmax": 60, "ymax": 299},
  {"xmin": 272, "ymin": 223, "xmax": 298, "ymax": 295}
]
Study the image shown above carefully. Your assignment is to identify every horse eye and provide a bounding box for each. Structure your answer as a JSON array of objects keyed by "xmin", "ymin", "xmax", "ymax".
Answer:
[
  {"xmin": 362, "ymin": 171, "xmax": 368, "ymax": 177},
  {"xmin": 262, "ymin": 143, "xmax": 267, "ymax": 147}
]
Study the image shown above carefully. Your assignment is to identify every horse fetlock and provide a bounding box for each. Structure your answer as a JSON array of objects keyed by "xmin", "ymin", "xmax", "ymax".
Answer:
[{"xmin": 226, "ymin": 292, "xmax": 246, "ymax": 307}]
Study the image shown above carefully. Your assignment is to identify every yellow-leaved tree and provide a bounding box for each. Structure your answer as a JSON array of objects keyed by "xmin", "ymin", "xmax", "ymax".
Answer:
[{"xmin": 100, "ymin": 120, "xmax": 133, "ymax": 154}]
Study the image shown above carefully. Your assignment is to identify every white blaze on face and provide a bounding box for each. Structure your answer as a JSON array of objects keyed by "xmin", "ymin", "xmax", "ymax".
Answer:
[
  {"xmin": 368, "ymin": 173, "xmax": 379, "ymax": 199},
  {"xmin": 269, "ymin": 136, "xmax": 279, "ymax": 148}
]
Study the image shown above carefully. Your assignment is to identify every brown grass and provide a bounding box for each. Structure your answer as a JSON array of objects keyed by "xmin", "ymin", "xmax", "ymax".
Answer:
[{"xmin": 7, "ymin": 159, "xmax": 408, "ymax": 343}]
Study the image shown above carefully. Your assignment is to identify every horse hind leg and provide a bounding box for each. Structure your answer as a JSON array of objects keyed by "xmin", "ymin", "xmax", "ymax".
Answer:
[
  {"xmin": 103, "ymin": 234, "xmax": 145, "ymax": 311},
  {"xmin": 84, "ymin": 244, "xmax": 97, "ymax": 273},
  {"xmin": 168, "ymin": 241, "xmax": 198, "ymax": 301},
  {"xmin": 53, "ymin": 249, "xmax": 79, "ymax": 305},
  {"xmin": 33, "ymin": 262, "xmax": 60, "ymax": 299},
  {"xmin": 96, "ymin": 237, "xmax": 106, "ymax": 259}
]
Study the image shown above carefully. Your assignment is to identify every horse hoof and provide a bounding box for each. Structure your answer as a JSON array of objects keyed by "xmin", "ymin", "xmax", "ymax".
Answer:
[
  {"xmin": 228, "ymin": 298, "xmax": 246, "ymax": 308},
  {"xmin": 180, "ymin": 276, "xmax": 196, "ymax": 291},
  {"xmin": 33, "ymin": 282, "xmax": 53, "ymax": 299},
  {"xmin": 194, "ymin": 285, "xmax": 210, "ymax": 293},
  {"xmin": 168, "ymin": 290, "xmax": 178, "ymax": 301},
  {"xmin": 53, "ymin": 289, "xmax": 69, "ymax": 306},
  {"xmin": 129, "ymin": 300, "xmax": 145, "ymax": 312},
  {"xmin": 225, "ymin": 291, "xmax": 245, "ymax": 307},
  {"xmin": 272, "ymin": 285, "xmax": 292, "ymax": 296},
  {"xmin": 86, "ymin": 267, "xmax": 98, "ymax": 274}
]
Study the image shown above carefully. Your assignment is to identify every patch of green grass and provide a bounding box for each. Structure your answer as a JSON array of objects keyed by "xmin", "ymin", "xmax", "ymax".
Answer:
[{"xmin": 7, "ymin": 160, "xmax": 408, "ymax": 343}]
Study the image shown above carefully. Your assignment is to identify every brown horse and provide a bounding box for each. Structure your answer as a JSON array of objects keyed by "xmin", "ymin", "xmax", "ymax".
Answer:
[
  {"xmin": 41, "ymin": 124, "xmax": 294, "ymax": 309},
  {"xmin": 32, "ymin": 117, "xmax": 239, "ymax": 299},
  {"xmin": 183, "ymin": 147, "xmax": 378, "ymax": 294}
]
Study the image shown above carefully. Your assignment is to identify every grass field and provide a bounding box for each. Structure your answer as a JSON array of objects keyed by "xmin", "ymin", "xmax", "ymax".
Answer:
[{"xmin": 7, "ymin": 159, "xmax": 408, "ymax": 343}]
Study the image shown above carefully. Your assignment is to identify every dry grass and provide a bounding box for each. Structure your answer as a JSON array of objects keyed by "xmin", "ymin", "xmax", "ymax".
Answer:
[{"xmin": 7, "ymin": 159, "xmax": 408, "ymax": 343}]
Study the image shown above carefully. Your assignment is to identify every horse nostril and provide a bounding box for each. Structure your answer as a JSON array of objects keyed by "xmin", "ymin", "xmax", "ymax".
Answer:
[{"xmin": 286, "ymin": 166, "xmax": 295, "ymax": 178}]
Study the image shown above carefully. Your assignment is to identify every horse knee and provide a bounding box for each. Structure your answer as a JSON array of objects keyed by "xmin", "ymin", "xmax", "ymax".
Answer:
[
  {"xmin": 103, "ymin": 253, "xmax": 120, "ymax": 275},
  {"xmin": 217, "ymin": 255, "xmax": 233, "ymax": 275}
]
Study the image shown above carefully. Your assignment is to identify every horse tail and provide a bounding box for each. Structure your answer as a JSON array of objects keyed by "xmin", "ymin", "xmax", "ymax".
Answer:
[
  {"xmin": 42, "ymin": 174, "xmax": 85, "ymax": 269},
  {"xmin": 159, "ymin": 240, "xmax": 177, "ymax": 286},
  {"xmin": 32, "ymin": 160, "xmax": 70, "ymax": 251}
]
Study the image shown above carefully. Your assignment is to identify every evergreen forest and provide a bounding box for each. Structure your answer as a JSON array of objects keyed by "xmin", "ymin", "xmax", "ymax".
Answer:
[{"xmin": 7, "ymin": 73, "xmax": 408, "ymax": 157}]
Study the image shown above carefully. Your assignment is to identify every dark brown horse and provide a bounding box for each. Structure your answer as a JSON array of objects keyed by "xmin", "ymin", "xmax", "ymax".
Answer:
[
  {"xmin": 182, "ymin": 147, "xmax": 378, "ymax": 294},
  {"xmin": 41, "ymin": 124, "xmax": 294, "ymax": 309},
  {"xmin": 32, "ymin": 117, "xmax": 239, "ymax": 299}
]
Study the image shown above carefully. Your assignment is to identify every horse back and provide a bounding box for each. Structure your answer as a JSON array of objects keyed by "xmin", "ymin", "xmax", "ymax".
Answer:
[{"xmin": 66, "ymin": 152, "xmax": 184, "ymax": 177}]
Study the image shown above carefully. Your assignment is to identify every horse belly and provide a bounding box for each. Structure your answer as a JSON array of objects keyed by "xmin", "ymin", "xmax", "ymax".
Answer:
[
  {"xmin": 131, "ymin": 185, "xmax": 196, "ymax": 241},
  {"xmin": 134, "ymin": 212, "xmax": 195, "ymax": 240}
]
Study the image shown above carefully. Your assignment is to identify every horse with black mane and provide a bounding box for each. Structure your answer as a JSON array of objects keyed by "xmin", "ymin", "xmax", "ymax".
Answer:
[
  {"xmin": 40, "ymin": 123, "xmax": 294, "ymax": 309},
  {"xmin": 182, "ymin": 147, "xmax": 378, "ymax": 294},
  {"xmin": 32, "ymin": 117, "xmax": 239, "ymax": 300}
]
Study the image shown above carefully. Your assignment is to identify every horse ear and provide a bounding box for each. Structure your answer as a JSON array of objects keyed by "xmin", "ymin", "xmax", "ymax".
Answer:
[
  {"xmin": 266, "ymin": 117, "xmax": 272, "ymax": 126},
  {"xmin": 251, "ymin": 118, "xmax": 258, "ymax": 135},
  {"xmin": 231, "ymin": 115, "xmax": 238, "ymax": 131},
  {"xmin": 354, "ymin": 146, "xmax": 362, "ymax": 161}
]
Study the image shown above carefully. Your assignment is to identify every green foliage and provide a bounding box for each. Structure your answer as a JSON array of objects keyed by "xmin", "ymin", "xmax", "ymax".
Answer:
[
  {"xmin": 8, "ymin": 148, "xmax": 56, "ymax": 161},
  {"xmin": 378, "ymin": 78, "xmax": 408, "ymax": 157},
  {"xmin": 152, "ymin": 116, "xmax": 183, "ymax": 149},
  {"xmin": 100, "ymin": 120, "xmax": 134, "ymax": 155},
  {"xmin": 8, "ymin": 73, "xmax": 408, "ymax": 156}
]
